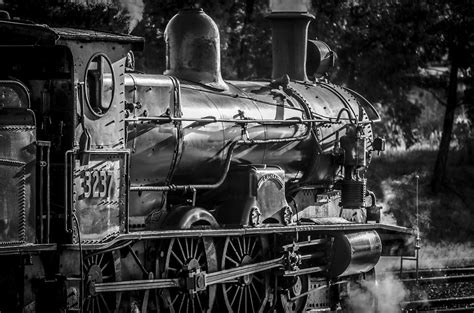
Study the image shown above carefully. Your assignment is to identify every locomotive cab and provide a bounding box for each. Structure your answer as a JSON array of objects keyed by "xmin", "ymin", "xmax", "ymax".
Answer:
[{"xmin": 0, "ymin": 19, "xmax": 144, "ymax": 245}]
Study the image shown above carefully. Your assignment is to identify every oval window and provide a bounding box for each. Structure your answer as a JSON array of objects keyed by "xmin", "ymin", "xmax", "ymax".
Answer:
[{"xmin": 85, "ymin": 54, "xmax": 114, "ymax": 116}]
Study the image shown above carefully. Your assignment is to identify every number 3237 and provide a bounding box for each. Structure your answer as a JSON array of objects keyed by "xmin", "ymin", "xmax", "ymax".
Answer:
[{"xmin": 81, "ymin": 170, "xmax": 115, "ymax": 199}]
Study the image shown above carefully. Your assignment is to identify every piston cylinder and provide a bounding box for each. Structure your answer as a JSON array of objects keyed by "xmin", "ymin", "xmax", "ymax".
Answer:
[{"xmin": 328, "ymin": 230, "xmax": 382, "ymax": 277}]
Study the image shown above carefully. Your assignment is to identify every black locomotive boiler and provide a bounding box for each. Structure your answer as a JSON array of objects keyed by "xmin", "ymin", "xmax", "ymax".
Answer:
[{"xmin": 0, "ymin": 5, "xmax": 414, "ymax": 313}]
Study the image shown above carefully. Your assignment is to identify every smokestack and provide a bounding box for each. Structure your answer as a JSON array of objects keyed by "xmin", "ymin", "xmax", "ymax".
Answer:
[
  {"xmin": 267, "ymin": 0, "xmax": 314, "ymax": 81},
  {"xmin": 164, "ymin": 8, "xmax": 228, "ymax": 91}
]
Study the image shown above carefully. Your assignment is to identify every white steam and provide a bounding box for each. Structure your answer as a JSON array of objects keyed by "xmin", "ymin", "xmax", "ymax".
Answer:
[
  {"xmin": 379, "ymin": 180, "xmax": 399, "ymax": 225},
  {"xmin": 347, "ymin": 273, "xmax": 408, "ymax": 313},
  {"xmin": 117, "ymin": 0, "xmax": 144, "ymax": 33},
  {"xmin": 417, "ymin": 242, "xmax": 474, "ymax": 268}
]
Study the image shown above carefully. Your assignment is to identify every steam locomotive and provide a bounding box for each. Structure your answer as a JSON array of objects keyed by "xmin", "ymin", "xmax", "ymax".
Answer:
[{"xmin": 0, "ymin": 6, "xmax": 413, "ymax": 313}]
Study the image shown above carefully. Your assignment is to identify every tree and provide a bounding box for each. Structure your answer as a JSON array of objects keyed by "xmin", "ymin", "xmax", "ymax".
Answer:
[
  {"xmin": 426, "ymin": 0, "xmax": 473, "ymax": 192},
  {"xmin": 2, "ymin": 0, "xmax": 127, "ymax": 33},
  {"xmin": 310, "ymin": 0, "xmax": 428, "ymax": 147}
]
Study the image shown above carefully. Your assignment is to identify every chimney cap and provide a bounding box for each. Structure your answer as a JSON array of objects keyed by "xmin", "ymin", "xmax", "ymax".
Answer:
[{"xmin": 266, "ymin": 11, "xmax": 314, "ymax": 20}]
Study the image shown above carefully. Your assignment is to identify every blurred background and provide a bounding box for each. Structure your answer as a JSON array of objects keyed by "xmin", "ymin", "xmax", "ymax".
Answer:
[{"xmin": 1, "ymin": 0, "xmax": 473, "ymax": 264}]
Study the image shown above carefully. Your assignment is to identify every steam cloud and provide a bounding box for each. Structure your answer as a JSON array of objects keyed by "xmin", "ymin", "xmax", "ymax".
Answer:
[
  {"xmin": 117, "ymin": 0, "xmax": 144, "ymax": 33},
  {"xmin": 347, "ymin": 273, "xmax": 408, "ymax": 313}
]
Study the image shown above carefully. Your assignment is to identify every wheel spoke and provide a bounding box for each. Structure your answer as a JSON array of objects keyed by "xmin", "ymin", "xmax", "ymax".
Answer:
[
  {"xmin": 237, "ymin": 286, "xmax": 244, "ymax": 313},
  {"xmin": 225, "ymin": 255, "xmax": 240, "ymax": 267},
  {"xmin": 98, "ymin": 253, "xmax": 104, "ymax": 267},
  {"xmin": 185, "ymin": 238, "xmax": 190, "ymax": 259},
  {"xmin": 229, "ymin": 239, "xmax": 240, "ymax": 260},
  {"xmin": 187, "ymin": 295, "xmax": 192, "ymax": 313},
  {"xmin": 164, "ymin": 234, "xmax": 215, "ymax": 313},
  {"xmin": 250, "ymin": 282, "xmax": 262, "ymax": 303},
  {"xmin": 196, "ymin": 251, "xmax": 205, "ymax": 264},
  {"xmin": 177, "ymin": 239, "xmax": 187, "ymax": 261},
  {"xmin": 171, "ymin": 292, "xmax": 180, "ymax": 306},
  {"xmin": 193, "ymin": 239, "xmax": 200, "ymax": 259},
  {"xmin": 249, "ymin": 237, "xmax": 257, "ymax": 256},
  {"xmin": 249, "ymin": 284, "xmax": 255, "ymax": 311},
  {"xmin": 236, "ymin": 238, "xmax": 244, "ymax": 257},
  {"xmin": 100, "ymin": 260, "xmax": 111, "ymax": 272},
  {"xmin": 244, "ymin": 286, "xmax": 248, "ymax": 313},
  {"xmin": 99, "ymin": 294, "xmax": 110, "ymax": 313},
  {"xmin": 196, "ymin": 291, "xmax": 204, "ymax": 311},
  {"xmin": 178, "ymin": 293, "xmax": 185, "ymax": 313},
  {"xmin": 86, "ymin": 297, "xmax": 92, "ymax": 312},
  {"xmin": 171, "ymin": 250, "xmax": 184, "ymax": 266},
  {"xmin": 225, "ymin": 284, "xmax": 234, "ymax": 293},
  {"xmin": 230, "ymin": 285, "xmax": 240, "ymax": 306}
]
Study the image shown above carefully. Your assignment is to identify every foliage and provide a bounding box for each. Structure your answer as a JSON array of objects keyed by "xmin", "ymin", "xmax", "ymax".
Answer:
[
  {"xmin": 2, "ymin": 0, "xmax": 474, "ymax": 190},
  {"xmin": 2, "ymin": 0, "xmax": 128, "ymax": 32},
  {"xmin": 138, "ymin": 0, "xmax": 272, "ymax": 77},
  {"xmin": 367, "ymin": 149, "xmax": 474, "ymax": 242}
]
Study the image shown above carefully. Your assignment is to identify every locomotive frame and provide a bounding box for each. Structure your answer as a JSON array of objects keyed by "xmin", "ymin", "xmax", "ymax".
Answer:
[{"xmin": 0, "ymin": 6, "xmax": 414, "ymax": 313}]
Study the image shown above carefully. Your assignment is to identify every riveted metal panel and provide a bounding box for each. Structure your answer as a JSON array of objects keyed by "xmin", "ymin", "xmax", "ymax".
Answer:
[
  {"xmin": 0, "ymin": 124, "xmax": 36, "ymax": 244},
  {"xmin": 72, "ymin": 151, "xmax": 128, "ymax": 242}
]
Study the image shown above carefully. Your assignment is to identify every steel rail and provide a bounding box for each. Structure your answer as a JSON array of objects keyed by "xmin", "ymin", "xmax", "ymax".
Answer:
[
  {"xmin": 395, "ymin": 267, "xmax": 474, "ymax": 278},
  {"xmin": 401, "ymin": 296, "xmax": 474, "ymax": 309},
  {"xmin": 401, "ymin": 274, "xmax": 474, "ymax": 284},
  {"xmin": 429, "ymin": 308, "xmax": 474, "ymax": 312}
]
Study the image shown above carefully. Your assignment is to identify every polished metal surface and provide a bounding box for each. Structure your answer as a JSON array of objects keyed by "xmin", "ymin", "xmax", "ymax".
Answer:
[
  {"xmin": 164, "ymin": 9, "xmax": 227, "ymax": 90},
  {"xmin": 329, "ymin": 230, "xmax": 382, "ymax": 277}
]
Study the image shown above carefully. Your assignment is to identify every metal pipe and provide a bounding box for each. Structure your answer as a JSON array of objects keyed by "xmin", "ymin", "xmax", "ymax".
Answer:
[
  {"xmin": 124, "ymin": 115, "xmax": 371, "ymax": 125},
  {"xmin": 38, "ymin": 145, "xmax": 43, "ymax": 243},
  {"xmin": 46, "ymin": 143, "xmax": 50, "ymax": 243}
]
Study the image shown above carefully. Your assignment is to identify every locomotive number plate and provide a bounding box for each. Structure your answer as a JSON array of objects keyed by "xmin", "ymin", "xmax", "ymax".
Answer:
[
  {"xmin": 80, "ymin": 170, "xmax": 114, "ymax": 199},
  {"xmin": 73, "ymin": 156, "xmax": 125, "ymax": 204},
  {"xmin": 72, "ymin": 152, "xmax": 128, "ymax": 242}
]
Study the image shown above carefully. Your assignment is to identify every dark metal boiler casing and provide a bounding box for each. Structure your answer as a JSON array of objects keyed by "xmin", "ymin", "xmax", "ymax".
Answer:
[{"xmin": 125, "ymin": 74, "xmax": 372, "ymax": 218}]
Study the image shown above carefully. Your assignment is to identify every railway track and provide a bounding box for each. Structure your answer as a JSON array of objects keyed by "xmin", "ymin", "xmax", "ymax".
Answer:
[
  {"xmin": 401, "ymin": 296, "xmax": 474, "ymax": 312},
  {"xmin": 382, "ymin": 266, "xmax": 474, "ymax": 312}
]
